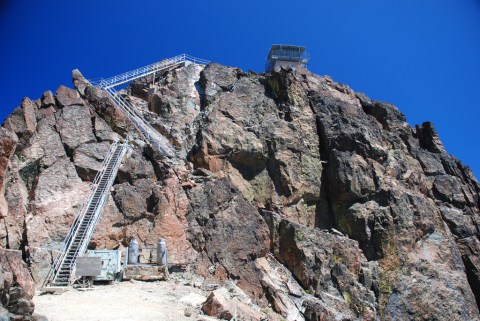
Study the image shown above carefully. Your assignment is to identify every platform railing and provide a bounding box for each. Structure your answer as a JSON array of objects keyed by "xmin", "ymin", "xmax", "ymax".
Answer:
[{"xmin": 92, "ymin": 54, "xmax": 209, "ymax": 90}]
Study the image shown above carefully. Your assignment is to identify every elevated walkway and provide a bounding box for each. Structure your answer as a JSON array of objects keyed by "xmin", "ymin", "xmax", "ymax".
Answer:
[
  {"xmin": 92, "ymin": 54, "xmax": 209, "ymax": 158},
  {"xmin": 43, "ymin": 139, "xmax": 129, "ymax": 287},
  {"xmin": 94, "ymin": 54, "xmax": 209, "ymax": 89},
  {"xmin": 104, "ymin": 87, "xmax": 175, "ymax": 158}
]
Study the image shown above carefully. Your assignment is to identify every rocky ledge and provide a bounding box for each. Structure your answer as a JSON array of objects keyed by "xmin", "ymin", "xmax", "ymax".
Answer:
[{"xmin": 0, "ymin": 61, "xmax": 479, "ymax": 320}]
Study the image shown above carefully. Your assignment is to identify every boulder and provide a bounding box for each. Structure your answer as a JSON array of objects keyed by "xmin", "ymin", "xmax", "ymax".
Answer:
[
  {"xmin": 73, "ymin": 141, "xmax": 112, "ymax": 181},
  {"xmin": 3, "ymin": 98, "xmax": 37, "ymax": 147},
  {"xmin": 0, "ymin": 249, "xmax": 41, "ymax": 320},
  {"xmin": 56, "ymin": 104, "xmax": 96, "ymax": 152},
  {"xmin": 55, "ymin": 85, "xmax": 84, "ymax": 108},
  {"xmin": 40, "ymin": 90, "xmax": 55, "ymax": 108},
  {"xmin": 201, "ymin": 285, "xmax": 266, "ymax": 321},
  {"xmin": 72, "ymin": 69, "xmax": 90, "ymax": 97}
]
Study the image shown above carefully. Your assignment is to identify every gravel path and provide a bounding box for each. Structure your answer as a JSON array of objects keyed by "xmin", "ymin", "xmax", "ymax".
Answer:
[{"xmin": 33, "ymin": 280, "xmax": 218, "ymax": 321}]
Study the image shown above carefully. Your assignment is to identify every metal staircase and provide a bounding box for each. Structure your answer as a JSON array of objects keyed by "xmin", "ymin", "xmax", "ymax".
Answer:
[
  {"xmin": 43, "ymin": 139, "xmax": 129, "ymax": 287},
  {"xmin": 104, "ymin": 87, "xmax": 175, "ymax": 158},
  {"xmin": 92, "ymin": 54, "xmax": 209, "ymax": 158},
  {"xmin": 95, "ymin": 54, "xmax": 209, "ymax": 89}
]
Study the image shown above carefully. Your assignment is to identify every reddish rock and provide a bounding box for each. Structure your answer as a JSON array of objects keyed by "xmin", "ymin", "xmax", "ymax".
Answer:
[
  {"xmin": 56, "ymin": 104, "xmax": 96, "ymax": 152},
  {"xmin": 72, "ymin": 69, "xmax": 90, "ymax": 97},
  {"xmin": 40, "ymin": 90, "xmax": 55, "ymax": 107},
  {"xmin": 0, "ymin": 61, "xmax": 479, "ymax": 321},
  {"xmin": 3, "ymin": 98, "xmax": 37, "ymax": 146},
  {"xmin": 262, "ymin": 211, "xmax": 376, "ymax": 319},
  {"xmin": 84, "ymin": 86, "xmax": 130, "ymax": 135},
  {"xmin": 2, "ymin": 169, "xmax": 28, "ymax": 249},
  {"xmin": 201, "ymin": 285, "xmax": 266, "ymax": 321},
  {"xmin": 0, "ymin": 128, "xmax": 17, "ymax": 218},
  {"xmin": 186, "ymin": 178, "xmax": 270, "ymax": 299},
  {"xmin": 254, "ymin": 256, "xmax": 304, "ymax": 320},
  {"xmin": 0, "ymin": 249, "xmax": 41, "ymax": 320},
  {"xmin": 0, "ymin": 249, "xmax": 34, "ymax": 298},
  {"xmin": 55, "ymin": 85, "xmax": 84, "ymax": 107},
  {"xmin": 151, "ymin": 166, "xmax": 195, "ymax": 264}
]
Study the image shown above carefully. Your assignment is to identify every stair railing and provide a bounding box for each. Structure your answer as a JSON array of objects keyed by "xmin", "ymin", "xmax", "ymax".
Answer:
[{"xmin": 44, "ymin": 139, "xmax": 128, "ymax": 287}]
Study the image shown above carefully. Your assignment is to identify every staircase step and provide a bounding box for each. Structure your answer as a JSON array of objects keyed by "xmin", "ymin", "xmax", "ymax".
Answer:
[{"xmin": 44, "ymin": 139, "xmax": 129, "ymax": 287}]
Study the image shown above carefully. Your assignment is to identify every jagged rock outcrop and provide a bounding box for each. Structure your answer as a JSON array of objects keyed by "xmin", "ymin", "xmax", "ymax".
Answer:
[
  {"xmin": 0, "ymin": 249, "xmax": 45, "ymax": 320},
  {"xmin": 1, "ymin": 61, "xmax": 479, "ymax": 320}
]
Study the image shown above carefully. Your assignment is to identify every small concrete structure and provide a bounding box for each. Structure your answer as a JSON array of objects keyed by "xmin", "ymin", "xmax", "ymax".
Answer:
[{"xmin": 123, "ymin": 264, "xmax": 167, "ymax": 281}]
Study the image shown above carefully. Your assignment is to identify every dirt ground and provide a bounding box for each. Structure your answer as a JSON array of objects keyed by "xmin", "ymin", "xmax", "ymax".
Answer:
[{"xmin": 33, "ymin": 280, "xmax": 220, "ymax": 321}]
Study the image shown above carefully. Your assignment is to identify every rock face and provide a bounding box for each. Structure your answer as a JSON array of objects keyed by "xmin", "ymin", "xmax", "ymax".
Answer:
[
  {"xmin": 1, "ymin": 62, "xmax": 479, "ymax": 320},
  {"xmin": 0, "ymin": 249, "xmax": 44, "ymax": 320}
]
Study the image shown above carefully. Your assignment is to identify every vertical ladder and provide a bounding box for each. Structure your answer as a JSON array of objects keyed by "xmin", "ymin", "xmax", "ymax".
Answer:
[{"xmin": 43, "ymin": 139, "xmax": 129, "ymax": 287}]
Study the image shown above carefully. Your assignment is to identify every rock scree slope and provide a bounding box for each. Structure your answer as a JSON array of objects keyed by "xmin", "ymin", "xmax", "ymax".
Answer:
[{"xmin": 0, "ymin": 61, "xmax": 479, "ymax": 320}]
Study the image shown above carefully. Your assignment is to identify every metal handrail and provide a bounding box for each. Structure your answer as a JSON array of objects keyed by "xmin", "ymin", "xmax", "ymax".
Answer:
[
  {"xmin": 71, "ymin": 140, "xmax": 128, "ymax": 261},
  {"xmin": 59, "ymin": 140, "xmax": 128, "ymax": 285},
  {"xmin": 90, "ymin": 56, "xmax": 181, "ymax": 87},
  {"xmin": 44, "ymin": 139, "xmax": 129, "ymax": 287},
  {"xmin": 104, "ymin": 87, "xmax": 174, "ymax": 158},
  {"xmin": 92, "ymin": 54, "xmax": 209, "ymax": 90},
  {"xmin": 42, "ymin": 140, "xmax": 120, "ymax": 287}
]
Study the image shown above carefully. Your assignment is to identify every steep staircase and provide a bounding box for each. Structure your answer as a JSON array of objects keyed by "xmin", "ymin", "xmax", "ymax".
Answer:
[
  {"xmin": 95, "ymin": 54, "xmax": 209, "ymax": 89},
  {"xmin": 43, "ymin": 139, "xmax": 129, "ymax": 287},
  {"xmin": 93, "ymin": 54, "xmax": 209, "ymax": 158},
  {"xmin": 43, "ymin": 54, "xmax": 208, "ymax": 289},
  {"xmin": 104, "ymin": 87, "xmax": 175, "ymax": 158}
]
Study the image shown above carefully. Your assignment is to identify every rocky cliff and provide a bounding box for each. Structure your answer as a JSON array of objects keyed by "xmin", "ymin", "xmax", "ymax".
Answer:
[{"xmin": 1, "ymin": 61, "xmax": 479, "ymax": 320}]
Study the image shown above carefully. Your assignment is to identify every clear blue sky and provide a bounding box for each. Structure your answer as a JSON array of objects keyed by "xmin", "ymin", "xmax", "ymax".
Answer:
[{"xmin": 1, "ymin": 1, "xmax": 479, "ymax": 177}]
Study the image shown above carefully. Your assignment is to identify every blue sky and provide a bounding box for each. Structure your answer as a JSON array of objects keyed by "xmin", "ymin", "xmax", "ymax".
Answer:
[{"xmin": 1, "ymin": 0, "xmax": 479, "ymax": 177}]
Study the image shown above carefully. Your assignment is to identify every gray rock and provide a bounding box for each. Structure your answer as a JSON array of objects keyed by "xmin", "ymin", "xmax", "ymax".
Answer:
[
  {"xmin": 261, "ymin": 210, "xmax": 376, "ymax": 319},
  {"xmin": 40, "ymin": 90, "xmax": 55, "ymax": 108},
  {"xmin": 55, "ymin": 85, "xmax": 84, "ymax": 108},
  {"xmin": 117, "ymin": 150, "xmax": 156, "ymax": 183},
  {"xmin": 433, "ymin": 174, "xmax": 468, "ymax": 205},
  {"xmin": 73, "ymin": 141, "xmax": 112, "ymax": 181},
  {"xmin": 72, "ymin": 69, "xmax": 90, "ymax": 97},
  {"xmin": 56, "ymin": 104, "xmax": 96, "ymax": 152},
  {"xmin": 3, "ymin": 98, "xmax": 37, "ymax": 147},
  {"xmin": 416, "ymin": 121, "xmax": 446, "ymax": 154}
]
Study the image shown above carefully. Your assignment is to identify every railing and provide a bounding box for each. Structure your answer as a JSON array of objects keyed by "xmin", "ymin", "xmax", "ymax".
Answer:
[
  {"xmin": 92, "ymin": 54, "xmax": 209, "ymax": 90},
  {"xmin": 42, "ymin": 139, "xmax": 116, "ymax": 287},
  {"xmin": 43, "ymin": 139, "xmax": 129, "ymax": 287},
  {"xmin": 104, "ymin": 88, "xmax": 175, "ymax": 158},
  {"xmin": 89, "ymin": 53, "xmax": 209, "ymax": 160},
  {"xmin": 74, "ymin": 140, "xmax": 128, "ymax": 258}
]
